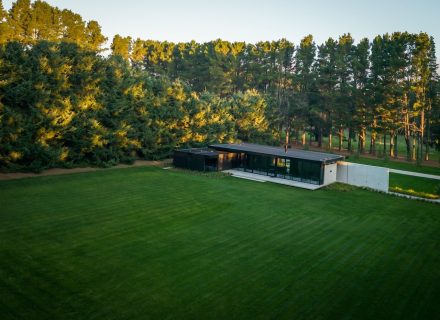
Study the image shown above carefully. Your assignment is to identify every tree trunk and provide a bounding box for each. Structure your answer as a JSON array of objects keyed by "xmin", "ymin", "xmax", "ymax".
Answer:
[
  {"xmin": 370, "ymin": 130, "xmax": 376, "ymax": 155},
  {"xmin": 390, "ymin": 130, "xmax": 395, "ymax": 158},
  {"xmin": 285, "ymin": 126, "xmax": 290, "ymax": 153},
  {"xmin": 328, "ymin": 131, "xmax": 332, "ymax": 150},
  {"xmin": 403, "ymin": 94, "xmax": 411, "ymax": 159},
  {"xmin": 383, "ymin": 133, "xmax": 387, "ymax": 155},
  {"xmin": 412, "ymin": 134, "xmax": 416, "ymax": 161},
  {"xmin": 420, "ymin": 109, "xmax": 425, "ymax": 161},
  {"xmin": 318, "ymin": 128, "xmax": 322, "ymax": 148},
  {"xmin": 394, "ymin": 134, "xmax": 398, "ymax": 158},
  {"xmin": 359, "ymin": 128, "xmax": 366, "ymax": 153},
  {"xmin": 347, "ymin": 127, "xmax": 352, "ymax": 152},
  {"xmin": 404, "ymin": 112, "xmax": 411, "ymax": 159},
  {"xmin": 358, "ymin": 131, "xmax": 362, "ymax": 153},
  {"xmin": 301, "ymin": 130, "xmax": 306, "ymax": 145},
  {"xmin": 425, "ymin": 108, "xmax": 430, "ymax": 161},
  {"xmin": 370, "ymin": 119, "xmax": 376, "ymax": 154},
  {"xmin": 418, "ymin": 131, "xmax": 424, "ymax": 162},
  {"xmin": 373, "ymin": 133, "xmax": 377, "ymax": 155},
  {"xmin": 338, "ymin": 127, "xmax": 343, "ymax": 151}
]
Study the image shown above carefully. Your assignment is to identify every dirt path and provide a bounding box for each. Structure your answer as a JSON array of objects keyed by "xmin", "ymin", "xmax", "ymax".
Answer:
[{"xmin": 0, "ymin": 160, "xmax": 171, "ymax": 181}]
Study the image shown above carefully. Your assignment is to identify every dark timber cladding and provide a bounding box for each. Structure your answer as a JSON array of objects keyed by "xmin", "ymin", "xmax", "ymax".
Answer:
[
  {"xmin": 173, "ymin": 148, "xmax": 219, "ymax": 171},
  {"xmin": 209, "ymin": 143, "xmax": 344, "ymax": 185}
]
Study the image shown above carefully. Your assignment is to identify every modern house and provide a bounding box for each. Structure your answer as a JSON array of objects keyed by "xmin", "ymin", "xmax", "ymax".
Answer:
[
  {"xmin": 173, "ymin": 143, "xmax": 344, "ymax": 186},
  {"xmin": 172, "ymin": 148, "xmax": 219, "ymax": 172}
]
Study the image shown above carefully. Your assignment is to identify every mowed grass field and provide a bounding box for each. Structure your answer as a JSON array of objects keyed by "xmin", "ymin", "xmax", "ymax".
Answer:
[
  {"xmin": 347, "ymin": 156, "xmax": 440, "ymax": 176},
  {"xmin": 1, "ymin": 167, "xmax": 440, "ymax": 319},
  {"xmin": 389, "ymin": 173, "xmax": 440, "ymax": 198}
]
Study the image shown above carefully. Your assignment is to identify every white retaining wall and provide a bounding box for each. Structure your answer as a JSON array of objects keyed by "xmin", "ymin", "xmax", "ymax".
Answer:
[
  {"xmin": 323, "ymin": 163, "xmax": 337, "ymax": 185},
  {"xmin": 336, "ymin": 161, "xmax": 389, "ymax": 192}
]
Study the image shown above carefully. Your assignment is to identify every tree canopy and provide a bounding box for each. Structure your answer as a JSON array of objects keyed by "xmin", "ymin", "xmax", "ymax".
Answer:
[{"xmin": 0, "ymin": 0, "xmax": 439, "ymax": 172}]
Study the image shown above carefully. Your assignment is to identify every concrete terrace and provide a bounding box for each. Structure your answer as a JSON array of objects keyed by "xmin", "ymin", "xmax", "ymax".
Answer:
[{"xmin": 223, "ymin": 169, "xmax": 323, "ymax": 190}]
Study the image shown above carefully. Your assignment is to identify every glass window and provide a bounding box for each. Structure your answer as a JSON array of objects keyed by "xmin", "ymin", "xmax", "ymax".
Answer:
[{"xmin": 285, "ymin": 159, "xmax": 290, "ymax": 174}]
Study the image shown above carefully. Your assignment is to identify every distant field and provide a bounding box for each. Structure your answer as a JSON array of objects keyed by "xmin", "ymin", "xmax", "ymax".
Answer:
[
  {"xmin": 334, "ymin": 131, "xmax": 440, "ymax": 162},
  {"xmin": 1, "ymin": 167, "xmax": 439, "ymax": 319},
  {"xmin": 293, "ymin": 131, "xmax": 440, "ymax": 162},
  {"xmin": 347, "ymin": 156, "xmax": 440, "ymax": 176}
]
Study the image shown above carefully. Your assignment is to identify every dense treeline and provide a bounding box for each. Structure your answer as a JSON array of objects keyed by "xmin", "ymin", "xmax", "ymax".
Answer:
[
  {"xmin": 112, "ymin": 33, "xmax": 440, "ymax": 161},
  {"xmin": 0, "ymin": 0, "xmax": 106, "ymax": 50},
  {"xmin": 0, "ymin": 0, "xmax": 439, "ymax": 172},
  {"xmin": 0, "ymin": 0, "xmax": 273, "ymax": 171},
  {"xmin": 0, "ymin": 40, "xmax": 272, "ymax": 171}
]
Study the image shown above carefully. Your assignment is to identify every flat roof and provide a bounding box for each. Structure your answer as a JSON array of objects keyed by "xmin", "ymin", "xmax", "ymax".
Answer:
[
  {"xmin": 209, "ymin": 143, "xmax": 344, "ymax": 164},
  {"xmin": 175, "ymin": 148, "xmax": 219, "ymax": 158}
]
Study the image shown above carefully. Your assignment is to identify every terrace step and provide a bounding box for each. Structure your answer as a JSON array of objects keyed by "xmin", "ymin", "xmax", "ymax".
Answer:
[{"xmin": 223, "ymin": 169, "xmax": 322, "ymax": 190}]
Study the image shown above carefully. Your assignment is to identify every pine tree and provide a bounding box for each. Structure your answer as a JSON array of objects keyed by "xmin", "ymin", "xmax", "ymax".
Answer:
[
  {"xmin": 8, "ymin": 0, "xmax": 32, "ymax": 42},
  {"xmin": 411, "ymin": 32, "xmax": 433, "ymax": 161},
  {"xmin": 29, "ymin": 0, "xmax": 60, "ymax": 42},
  {"xmin": 60, "ymin": 9, "xmax": 86, "ymax": 47},
  {"xmin": 335, "ymin": 33, "xmax": 354, "ymax": 151},
  {"xmin": 294, "ymin": 35, "xmax": 316, "ymax": 145},
  {"xmin": 351, "ymin": 38, "xmax": 370, "ymax": 153},
  {"xmin": 86, "ymin": 20, "xmax": 107, "ymax": 52},
  {"xmin": 425, "ymin": 36, "xmax": 439, "ymax": 160},
  {"xmin": 315, "ymin": 37, "xmax": 338, "ymax": 149},
  {"xmin": 131, "ymin": 38, "xmax": 147, "ymax": 68},
  {"xmin": 0, "ymin": 0, "xmax": 11, "ymax": 44},
  {"xmin": 111, "ymin": 34, "xmax": 132, "ymax": 60}
]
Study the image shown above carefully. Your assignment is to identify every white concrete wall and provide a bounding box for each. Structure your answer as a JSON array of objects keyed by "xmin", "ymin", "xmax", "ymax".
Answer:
[
  {"xmin": 323, "ymin": 163, "xmax": 337, "ymax": 185},
  {"xmin": 336, "ymin": 161, "xmax": 389, "ymax": 192}
]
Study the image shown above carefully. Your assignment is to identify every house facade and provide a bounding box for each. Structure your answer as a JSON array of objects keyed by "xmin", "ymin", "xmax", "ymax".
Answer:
[{"xmin": 173, "ymin": 143, "xmax": 344, "ymax": 186}]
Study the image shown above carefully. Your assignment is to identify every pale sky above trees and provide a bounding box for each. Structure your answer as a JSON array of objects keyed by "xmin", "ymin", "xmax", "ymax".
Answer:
[{"xmin": 3, "ymin": 0, "xmax": 440, "ymax": 49}]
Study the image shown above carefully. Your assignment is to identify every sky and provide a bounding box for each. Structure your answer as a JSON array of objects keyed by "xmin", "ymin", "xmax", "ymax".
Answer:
[{"xmin": 3, "ymin": 0, "xmax": 440, "ymax": 49}]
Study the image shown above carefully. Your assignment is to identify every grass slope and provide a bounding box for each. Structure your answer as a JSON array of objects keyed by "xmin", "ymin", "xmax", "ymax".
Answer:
[
  {"xmin": 389, "ymin": 173, "xmax": 440, "ymax": 198},
  {"xmin": 1, "ymin": 167, "xmax": 439, "ymax": 319},
  {"xmin": 347, "ymin": 156, "xmax": 440, "ymax": 176}
]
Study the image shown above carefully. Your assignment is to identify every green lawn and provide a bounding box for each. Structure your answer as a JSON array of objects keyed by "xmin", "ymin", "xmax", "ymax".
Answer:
[
  {"xmin": 389, "ymin": 173, "xmax": 440, "ymax": 198},
  {"xmin": 331, "ymin": 131, "xmax": 440, "ymax": 162},
  {"xmin": 347, "ymin": 156, "xmax": 440, "ymax": 176},
  {"xmin": 1, "ymin": 167, "xmax": 440, "ymax": 319}
]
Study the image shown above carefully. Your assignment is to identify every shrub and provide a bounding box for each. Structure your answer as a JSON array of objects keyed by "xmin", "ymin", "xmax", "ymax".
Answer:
[{"xmin": 389, "ymin": 186, "xmax": 439, "ymax": 200}]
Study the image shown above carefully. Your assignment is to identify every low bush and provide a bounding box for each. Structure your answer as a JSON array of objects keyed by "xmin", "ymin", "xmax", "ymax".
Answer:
[{"xmin": 389, "ymin": 186, "xmax": 439, "ymax": 200}]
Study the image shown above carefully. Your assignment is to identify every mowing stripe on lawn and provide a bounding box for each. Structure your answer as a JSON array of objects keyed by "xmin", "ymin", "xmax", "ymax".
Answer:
[{"xmin": 1, "ymin": 166, "xmax": 439, "ymax": 319}]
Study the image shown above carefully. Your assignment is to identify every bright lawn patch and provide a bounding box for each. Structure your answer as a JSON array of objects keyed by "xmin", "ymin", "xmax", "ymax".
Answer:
[
  {"xmin": 389, "ymin": 173, "xmax": 440, "ymax": 199},
  {"xmin": 1, "ymin": 167, "xmax": 439, "ymax": 319},
  {"xmin": 347, "ymin": 156, "xmax": 440, "ymax": 175}
]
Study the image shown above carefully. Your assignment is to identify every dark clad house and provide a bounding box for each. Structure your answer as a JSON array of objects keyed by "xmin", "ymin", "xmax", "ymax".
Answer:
[
  {"xmin": 173, "ymin": 143, "xmax": 344, "ymax": 186},
  {"xmin": 172, "ymin": 148, "xmax": 219, "ymax": 172}
]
